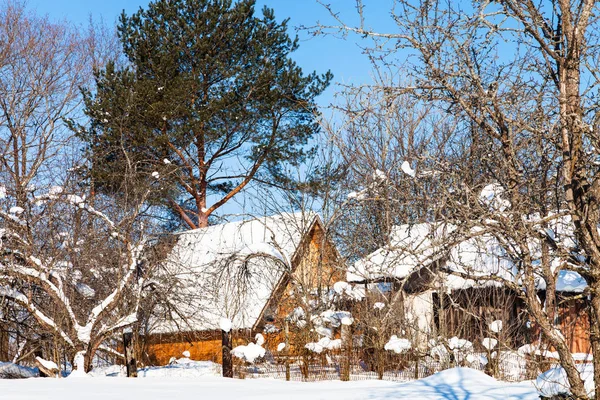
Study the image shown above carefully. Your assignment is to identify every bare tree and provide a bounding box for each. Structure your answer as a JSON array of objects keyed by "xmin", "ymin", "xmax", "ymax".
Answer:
[
  {"xmin": 312, "ymin": 0, "xmax": 600, "ymax": 397},
  {"xmin": 0, "ymin": 1, "xmax": 155, "ymax": 373}
]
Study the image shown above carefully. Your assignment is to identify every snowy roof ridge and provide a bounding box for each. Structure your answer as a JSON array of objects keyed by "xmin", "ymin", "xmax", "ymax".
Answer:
[{"xmin": 347, "ymin": 221, "xmax": 458, "ymax": 283}]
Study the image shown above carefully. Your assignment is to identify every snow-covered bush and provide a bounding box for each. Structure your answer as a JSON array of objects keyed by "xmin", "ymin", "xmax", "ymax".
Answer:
[
  {"xmin": 231, "ymin": 334, "xmax": 266, "ymax": 364},
  {"xmin": 1, "ymin": 179, "xmax": 157, "ymax": 372},
  {"xmin": 384, "ymin": 335, "xmax": 411, "ymax": 354}
]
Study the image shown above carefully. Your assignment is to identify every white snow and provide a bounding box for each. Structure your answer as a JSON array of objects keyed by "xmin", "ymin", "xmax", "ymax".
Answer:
[
  {"xmin": 163, "ymin": 158, "xmax": 171, "ymax": 164},
  {"xmin": 49, "ymin": 186, "xmax": 63, "ymax": 195},
  {"xmin": 384, "ymin": 335, "xmax": 411, "ymax": 353},
  {"xmin": 401, "ymin": 161, "xmax": 416, "ymax": 177},
  {"xmin": 333, "ymin": 281, "xmax": 350, "ymax": 294},
  {"xmin": 319, "ymin": 310, "xmax": 353, "ymax": 328},
  {"xmin": 277, "ymin": 342, "xmax": 286, "ymax": 352},
  {"xmin": 448, "ymin": 337, "xmax": 473, "ymax": 351},
  {"xmin": 151, "ymin": 171, "xmax": 160, "ymax": 179},
  {"xmin": 315, "ymin": 325, "xmax": 333, "ymax": 338},
  {"xmin": 75, "ymin": 282, "xmax": 95, "ymax": 299},
  {"xmin": 69, "ymin": 351, "xmax": 88, "ymax": 378},
  {"xmin": 66, "ymin": 194, "xmax": 85, "ymax": 206},
  {"xmin": 482, "ymin": 338, "xmax": 498, "ymax": 350},
  {"xmin": 305, "ymin": 337, "xmax": 342, "ymax": 353},
  {"xmin": 0, "ymin": 362, "xmax": 38, "ymax": 379},
  {"xmin": 332, "ymin": 281, "xmax": 364, "ymax": 300},
  {"xmin": 373, "ymin": 169, "xmax": 387, "ymax": 181},
  {"xmin": 489, "ymin": 320, "xmax": 503, "ymax": 333},
  {"xmin": 231, "ymin": 342, "xmax": 265, "ymax": 363},
  {"xmin": 0, "ymin": 185, "xmax": 6, "ymax": 199},
  {"xmin": 9, "ymin": 206, "xmax": 24, "ymax": 215},
  {"xmin": 536, "ymin": 363, "xmax": 594, "ymax": 398},
  {"xmin": 429, "ymin": 344, "xmax": 450, "ymax": 360},
  {"xmin": 348, "ymin": 221, "xmax": 523, "ymax": 291},
  {"xmin": 0, "ymin": 367, "xmax": 539, "ymax": 400},
  {"xmin": 254, "ymin": 333, "xmax": 265, "ymax": 346},
  {"xmin": 35, "ymin": 357, "xmax": 58, "ymax": 372},
  {"xmin": 137, "ymin": 359, "xmax": 221, "ymax": 378},
  {"xmin": 373, "ymin": 302, "xmax": 385, "ymax": 310},
  {"xmin": 347, "ymin": 222, "xmax": 455, "ymax": 282},
  {"xmin": 153, "ymin": 213, "xmax": 319, "ymax": 334},
  {"xmin": 219, "ymin": 317, "xmax": 232, "ymax": 333},
  {"xmin": 479, "ymin": 182, "xmax": 511, "ymax": 211}
]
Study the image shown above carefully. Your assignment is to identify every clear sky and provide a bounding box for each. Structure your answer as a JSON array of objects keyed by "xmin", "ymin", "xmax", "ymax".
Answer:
[
  {"xmin": 25, "ymin": 0, "xmax": 399, "ymax": 218},
  {"xmin": 27, "ymin": 0, "xmax": 398, "ymax": 110}
]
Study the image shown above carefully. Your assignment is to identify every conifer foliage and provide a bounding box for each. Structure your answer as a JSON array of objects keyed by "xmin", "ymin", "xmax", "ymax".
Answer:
[{"xmin": 77, "ymin": 0, "xmax": 331, "ymax": 229}]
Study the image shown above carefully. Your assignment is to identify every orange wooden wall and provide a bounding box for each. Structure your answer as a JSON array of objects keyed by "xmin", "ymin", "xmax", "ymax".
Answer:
[{"xmin": 142, "ymin": 221, "xmax": 343, "ymax": 366}]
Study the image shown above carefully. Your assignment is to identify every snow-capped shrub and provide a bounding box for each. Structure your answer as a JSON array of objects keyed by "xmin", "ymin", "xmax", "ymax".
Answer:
[{"xmin": 384, "ymin": 335, "xmax": 411, "ymax": 354}]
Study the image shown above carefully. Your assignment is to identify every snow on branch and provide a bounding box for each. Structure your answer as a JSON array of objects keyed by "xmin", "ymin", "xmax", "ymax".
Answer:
[
  {"xmin": 0, "ymin": 286, "xmax": 74, "ymax": 346},
  {"xmin": 4, "ymin": 259, "xmax": 78, "ymax": 324},
  {"xmin": 82, "ymin": 241, "xmax": 146, "ymax": 343},
  {"xmin": 100, "ymin": 312, "xmax": 138, "ymax": 337}
]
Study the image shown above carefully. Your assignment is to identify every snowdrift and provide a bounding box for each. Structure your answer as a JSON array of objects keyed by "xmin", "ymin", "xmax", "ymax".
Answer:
[
  {"xmin": 0, "ymin": 366, "xmax": 541, "ymax": 400},
  {"xmin": 0, "ymin": 362, "xmax": 38, "ymax": 379},
  {"xmin": 536, "ymin": 363, "xmax": 594, "ymax": 398}
]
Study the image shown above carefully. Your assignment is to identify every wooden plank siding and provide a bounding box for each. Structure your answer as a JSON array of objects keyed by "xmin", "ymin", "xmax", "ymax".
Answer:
[
  {"xmin": 553, "ymin": 296, "xmax": 591, "ymax": 354},
  {"xmin": 430, "ymin": 287, "xmax": 590, "ymax": 355},
  {"xmin": 432, "ymin": 288, "xmax": 527, "ymax": 348},
  {"xmin": 141, "ymin": 219, "xmax": 344, "ymax": 366}
]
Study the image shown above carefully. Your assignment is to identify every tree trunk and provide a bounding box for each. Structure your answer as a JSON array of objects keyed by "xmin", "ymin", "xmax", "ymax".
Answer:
[
  {"xmin": 284, "ymin": 320, "xmax": 290, "ymax": 381},
  {"xmin": 0, "ymin": 325, "xmax": 8, "ymax": 362},
  {"xmin": 123, "ymin": 331, "xmax": 138, "ymax": 378},
  {"xmin": 589, "ymin": 281, "xmax": 600, "ymax": 399},
  {"xmin": 341, "ymin": 324, "xmax": 351, "ymax": 381},
  {"xmin": 222, "ymin": 329, "xmax": 233, "ymax": 378}
]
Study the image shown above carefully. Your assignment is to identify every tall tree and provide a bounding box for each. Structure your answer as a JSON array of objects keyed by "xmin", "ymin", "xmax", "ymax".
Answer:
[
  {"xmin": 0, "ymin": 0, "xmax": 152, "ymax": 373},
  {"xmin": 77, "ymin": 0, "xmax": 331, "ymax": 229}
]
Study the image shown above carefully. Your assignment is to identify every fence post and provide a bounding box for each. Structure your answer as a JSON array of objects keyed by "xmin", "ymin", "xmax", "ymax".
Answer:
[
  {"xmin": 222, "ymin": 329, "xmax": 233, "ymax": 378},
  {"xmin": 414, "ymin": 353, "xmax": 419, "ymax": 380},
  {"xmin": 123, "ymin": 330, "xmax": 137, "ymax": 378},
  {"xmin": 341, "ymin": 324, "xmax": 351, "ymax": 381},
  {"xmin": 285, "ymin": 319, "xmax": 290, "ymax": 381}
]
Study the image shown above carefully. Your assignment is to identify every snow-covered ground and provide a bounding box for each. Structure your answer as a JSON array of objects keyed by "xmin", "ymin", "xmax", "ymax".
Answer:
[{"xmin": 0, "ymin": 367, "xmax": 539, "ymax": 400}]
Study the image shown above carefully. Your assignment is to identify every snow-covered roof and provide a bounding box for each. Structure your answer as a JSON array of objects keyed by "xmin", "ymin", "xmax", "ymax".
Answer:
[
  {"xmin": 348, "ymin": 218, "xmax": 588, "ymax": 293},
  {"xmin": 347, "ymin": 223, "xmax": 455, "ymax": 283},
  {"xmin": 152, "ymin": 212, "xmax": 319, "ymax": 334}
]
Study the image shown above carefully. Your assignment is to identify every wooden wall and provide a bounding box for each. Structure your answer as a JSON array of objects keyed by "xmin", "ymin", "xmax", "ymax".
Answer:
[
  {"xmin": 142, "ymin": 220, "xmax": 343, "ymax": 366},
  {"xmin": 557, "ymin": 298, "xmax": 590, "ymax": 354},
  {"xmin": 430, "ymin": 287, "xmax": 591, "ymax": 354}
]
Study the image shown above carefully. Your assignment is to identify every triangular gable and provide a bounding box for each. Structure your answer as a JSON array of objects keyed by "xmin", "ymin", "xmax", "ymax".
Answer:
[{"xmin": 151, "ymin": 212, "xmax": 320, "ymax": 334}]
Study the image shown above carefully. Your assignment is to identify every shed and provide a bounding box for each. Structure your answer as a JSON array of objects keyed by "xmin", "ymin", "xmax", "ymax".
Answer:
[{"xmin": 347, "ymin": 219, "xmax": 590, "ymax": 354}]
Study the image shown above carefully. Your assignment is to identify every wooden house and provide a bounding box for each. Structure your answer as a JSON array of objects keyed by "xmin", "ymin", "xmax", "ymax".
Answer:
[
  {"xmin": 141, "ymin": 212, "xmax": 342, "ymax": 366},
  {"xmin": 346, "ymin": 221, "xmax": 591, "ymax": 355}
]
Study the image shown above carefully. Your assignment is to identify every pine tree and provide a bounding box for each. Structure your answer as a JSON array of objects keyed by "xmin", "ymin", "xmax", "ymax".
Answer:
[{"xmin": 76, "ymin": 0, "xmax": 331, "ymax": 229}]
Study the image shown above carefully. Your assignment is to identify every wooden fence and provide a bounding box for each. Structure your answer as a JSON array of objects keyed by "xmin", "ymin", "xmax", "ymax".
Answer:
[{"xmin": 233, "ymin": 350, "xmax": 556, "ymax": 383}]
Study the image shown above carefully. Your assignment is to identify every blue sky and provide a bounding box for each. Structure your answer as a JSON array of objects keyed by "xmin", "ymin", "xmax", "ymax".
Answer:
[
  {"xmin": 28, "ymin": 0, "xmax": 398, "ymax": 109},
  {"xmin": 26, "ymin": 0, "xmax": 399, "ymax": 218}
]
